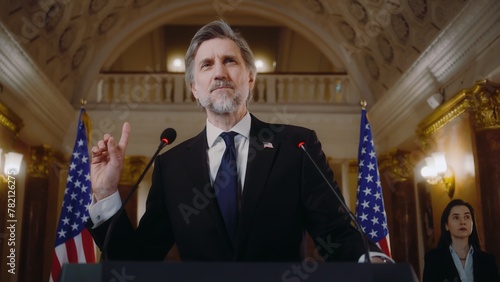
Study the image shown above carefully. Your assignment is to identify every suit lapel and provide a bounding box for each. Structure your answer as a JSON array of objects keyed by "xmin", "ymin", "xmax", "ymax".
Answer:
[
  {"xmin": 442, "ymin": 248, "xmax": 461, "ymax": 280},
  {"xmin": 183, "ymin": 129, "xmax": 234, "ymax": 252},
  {"xmin": 236, "ymin": 116, "xmax": 281, "ymax": 254}
]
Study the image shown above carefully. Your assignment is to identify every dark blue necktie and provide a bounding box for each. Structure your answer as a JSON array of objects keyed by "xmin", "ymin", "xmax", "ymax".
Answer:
[{"xmin": 215, "ymin": 131, "xmax": 239, "ymax": 243}]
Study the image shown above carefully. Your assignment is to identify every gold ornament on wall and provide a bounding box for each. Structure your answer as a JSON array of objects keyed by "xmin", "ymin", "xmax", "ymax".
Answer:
[
  {"xmin": 120, "ymin": 156, "xmax": 148, "ymax": 186},
  {"xmin": 468, "ymin": 80, "xmax": 500, "ymax": 131}
]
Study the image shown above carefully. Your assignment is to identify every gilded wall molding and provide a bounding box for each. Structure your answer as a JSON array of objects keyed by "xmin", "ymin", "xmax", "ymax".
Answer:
[
  {"xmin": 0, "ymin": 100, "xmax": 24, "ymax": 136},
  {"xmin": 378, "ymin": 150, "xmax": 413, "ymax": 183},
  {"xmin": 417, "ymin": 80, "xmax": 500, "ymax": 138},
  {"xmin": 28, "ymin": 145, "xmax": 54, "ymax": 178},
  {"xmin": 468, "ymin": 80, "xmax": 500, "ymax": 131},
  {"xmin": 417, "ymin": 91, "xmax": 471, "ymax": 138},
  {"xmin": 120, "ymin": 156, "xmax": 148, "ymax": 186}
]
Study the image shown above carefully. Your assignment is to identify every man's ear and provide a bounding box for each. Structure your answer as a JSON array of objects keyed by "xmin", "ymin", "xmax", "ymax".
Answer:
[
  {"xmin": 191, "ymin": 82, "xmax": 198, "ymax": 99},
  {"xmin": 248, "ymin": 72, "xmax": 255, "ymax": 90}
]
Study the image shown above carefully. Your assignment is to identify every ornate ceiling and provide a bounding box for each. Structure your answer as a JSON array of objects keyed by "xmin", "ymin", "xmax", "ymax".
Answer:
[
  {"xmin": 0, "ymin": 0, "xmax": 499, "ymax": 156},
  {"xmin": 1, "ymin": 0, "xmax": 468, "ymax": 105}
]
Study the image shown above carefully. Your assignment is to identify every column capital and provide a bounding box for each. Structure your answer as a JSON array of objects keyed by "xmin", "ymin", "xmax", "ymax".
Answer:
[
  {"xmin": 120, "ymin": 156, "xmax": 148, "ymax": 186},
  {"xmin": 378, "ymin": 150, "xmax": 413, "ymax": 184},
  {"xmin": 0, "ymin": 100, "xmax": 23, "ymax": 137},
  {"xmin": 28, "ymin": 145, "xmax": 65, "ymax": 178},
  {"xmin": 468, "ymin": 80, "xmax": 500, "ymax": 131}
]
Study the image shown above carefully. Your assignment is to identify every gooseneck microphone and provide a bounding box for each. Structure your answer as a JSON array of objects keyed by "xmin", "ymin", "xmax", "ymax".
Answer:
[
  {"xmin": 298, "ymin": 141, "xmax": 371, "ymax": 263},
  {"xmin": 102, "ymin": 128, "xmax": 177, "ymax": 261}
]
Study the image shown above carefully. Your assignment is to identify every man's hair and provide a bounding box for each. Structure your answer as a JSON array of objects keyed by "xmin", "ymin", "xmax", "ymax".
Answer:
[{"xmin": 184, "ymin": 20, "xmax": 257, "ymax": 89}]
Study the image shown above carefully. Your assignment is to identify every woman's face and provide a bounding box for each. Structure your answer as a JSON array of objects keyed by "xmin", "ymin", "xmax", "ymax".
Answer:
[{"xmin": 445, "ymin": 205, "xmax": 473, "ymax": 240}]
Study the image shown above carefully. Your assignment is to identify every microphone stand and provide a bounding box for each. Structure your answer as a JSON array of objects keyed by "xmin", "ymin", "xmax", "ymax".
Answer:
[
  {"xmin": 101, "ymin": 140, "xmax": 168, "ymax": 261},
  {"xmin": 299, "ymin": 143, "xmax": 371, "ymax": 263}
]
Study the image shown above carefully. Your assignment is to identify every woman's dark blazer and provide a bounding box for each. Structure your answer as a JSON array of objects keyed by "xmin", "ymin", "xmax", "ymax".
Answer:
[{"xmin": 423, "ymin": 245, "xmax": 500, "ymax": 282}]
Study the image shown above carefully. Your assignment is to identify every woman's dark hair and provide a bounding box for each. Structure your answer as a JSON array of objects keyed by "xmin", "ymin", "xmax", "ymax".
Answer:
[{"xmin": 437, "ymin": 199, "xmax": 481, "ymax": 250}]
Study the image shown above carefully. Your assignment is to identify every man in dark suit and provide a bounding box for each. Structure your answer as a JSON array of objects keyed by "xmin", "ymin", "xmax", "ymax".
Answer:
[{"xmin": 88, "ymin": 20, "xmax": 388, "ymax": 263}]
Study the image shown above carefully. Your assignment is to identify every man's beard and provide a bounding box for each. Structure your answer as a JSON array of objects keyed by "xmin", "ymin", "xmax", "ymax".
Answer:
[{"xmin": 198, "ymin": 81, "xmax": 247, "ymax": 114}]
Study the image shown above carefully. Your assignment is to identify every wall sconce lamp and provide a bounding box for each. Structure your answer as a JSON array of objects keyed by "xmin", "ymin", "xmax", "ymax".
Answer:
[
  {"xmin": 0, "ymin": 148, "xmax": 24, "ymax": 182},
  {"xmin": 420, "ymin": 152, "xmax": 455, "ymax": 198}
]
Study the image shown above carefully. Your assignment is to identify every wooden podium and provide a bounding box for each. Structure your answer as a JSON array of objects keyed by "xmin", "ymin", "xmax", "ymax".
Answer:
[{"xmin": 59, "ymin": 261, "xmax": 418, "ymax": 281}]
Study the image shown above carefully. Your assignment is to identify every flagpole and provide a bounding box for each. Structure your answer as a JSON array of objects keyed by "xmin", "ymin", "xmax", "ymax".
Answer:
[
  {"xmin": 359, "ymin": 99, "xmax": 367, "ymax": 109},
  {"xmin": 79, "ymin": 99, "xmax": 92, "ymax": 145}
]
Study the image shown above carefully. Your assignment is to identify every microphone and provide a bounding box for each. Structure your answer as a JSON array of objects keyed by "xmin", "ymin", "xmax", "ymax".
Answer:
[
  {"xmin": 101, "ymin": 128, "xmax": 177, "ymax": 261},
  {"xmin": 298, "ymin": 141, "xmax": 371, "ymax": 263}
]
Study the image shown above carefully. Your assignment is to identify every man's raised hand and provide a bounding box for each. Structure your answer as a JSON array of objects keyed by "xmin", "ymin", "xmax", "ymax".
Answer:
[{"xmin": 90, "ymin": 122, "xmax": 130, "ymax": 201}]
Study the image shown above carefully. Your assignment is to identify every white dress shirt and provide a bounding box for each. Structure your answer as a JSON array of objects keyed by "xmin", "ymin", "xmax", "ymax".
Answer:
[
  {"xmin": 450, "ymin": 245, "xmax": 474, "ymax": 282},
  {"xmin": 206, "ymin": 112, "xmax": 250, "ymax": 191}
]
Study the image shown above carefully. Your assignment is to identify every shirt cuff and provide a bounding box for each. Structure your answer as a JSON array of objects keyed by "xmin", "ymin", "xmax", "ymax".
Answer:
[
  {"xmin": 89, "ymin": 191, "xmax": 122, "ymax": 228},
  {"xmin": 358, "ymin": 251, "xmax": 395, "ymax": 263}
]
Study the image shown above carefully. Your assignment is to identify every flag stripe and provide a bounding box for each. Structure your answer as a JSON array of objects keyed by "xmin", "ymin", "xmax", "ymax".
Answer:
[
  {"xmin": 65, "ymin": 237, "xmax": 78, "ymax": 262},
  {"xmin": 377, "ymin": 236, "xmax": 391, "ymax": 256},
  {"xmin": 52, "ymin": 244, "xmax": 68, "ymax": 281},
  {"xmin": 54, "ymin": 243, "xmax": 69, "ymax": 269},
  {"xmin": 82, "ymin": 229, "xmax": 96, "ymax": 262},
  {"xmin": 50, "ymin": 250, "xmax": 61, "ymax": 282},
  {"xmin": 74, "ymin": 233, "xmax": 87, "ymax": 262}
]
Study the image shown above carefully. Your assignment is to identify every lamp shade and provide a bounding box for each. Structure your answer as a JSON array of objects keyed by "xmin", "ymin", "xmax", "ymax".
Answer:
[
  {"xmin": 421, "ymin": 166, "xmax": 437, "ymax": 178},
  {"xmin": 432, "ymin": 152, "xmax": 448, "ymax": 174},
  {"xmin": 4, "ymin": 152, "xmax": 23, "ymax": 175}
]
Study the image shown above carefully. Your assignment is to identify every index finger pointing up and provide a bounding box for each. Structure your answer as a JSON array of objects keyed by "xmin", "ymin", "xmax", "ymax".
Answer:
[{"xmin": 118, "ymin": 122, "xmax": 130, "ymax": 151}]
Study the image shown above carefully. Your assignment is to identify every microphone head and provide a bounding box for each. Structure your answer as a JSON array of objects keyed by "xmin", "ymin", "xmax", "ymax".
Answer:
[{"xmin": 160, "ymin": 128, "xmax": 177, "ymax": 145}]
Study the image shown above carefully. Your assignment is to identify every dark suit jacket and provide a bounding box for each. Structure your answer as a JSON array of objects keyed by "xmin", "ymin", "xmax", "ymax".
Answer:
[
  {"xmin": 89, "ymin": 115, "xmax": 379, "ymax": 261},
  {"xmin": 423, "ymin": 246, "xmax": 500, "ymax": 282}
]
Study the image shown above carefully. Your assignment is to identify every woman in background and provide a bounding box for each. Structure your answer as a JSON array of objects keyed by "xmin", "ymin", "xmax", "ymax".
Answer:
[{"xmin": 423, "ymin": 199, "xmax": 499, "ymax": 281}]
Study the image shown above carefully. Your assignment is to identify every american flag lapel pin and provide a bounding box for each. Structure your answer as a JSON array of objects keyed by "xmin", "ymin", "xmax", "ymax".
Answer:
[{"xmin": 263, "ymin": 142, "xmax": 274, "ymax": 149}]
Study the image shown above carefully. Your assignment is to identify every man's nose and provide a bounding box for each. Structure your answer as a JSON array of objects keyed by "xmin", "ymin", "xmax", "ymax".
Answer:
[{"xmin": 213, "ymin": 61, "xmax": 228, "ymax": 79}]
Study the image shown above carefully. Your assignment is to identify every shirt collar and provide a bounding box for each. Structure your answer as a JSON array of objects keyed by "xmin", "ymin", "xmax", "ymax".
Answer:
[
  {"xmin": 206, "ymin": 112, "xmax": 251, "ymax": 147},
  {"xmin": 449, "ymin": 245, "xmax": 475, "ymax": 255}
]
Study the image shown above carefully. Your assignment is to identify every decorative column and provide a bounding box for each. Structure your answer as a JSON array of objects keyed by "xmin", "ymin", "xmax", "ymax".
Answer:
[
  {"xmin": 118, "ymin": 156, "xmax": 148, "ymax": 227},
  {"xmin": 378, "ymin": 150, "xmax": 420, "ymax": 273},
  {"xmin": 468, "ymin": 80, "xmax": 500, "ymax": 263},
  {"xmin": 19, "ymin": 145, "xmax": 64, "ymax": 282}
]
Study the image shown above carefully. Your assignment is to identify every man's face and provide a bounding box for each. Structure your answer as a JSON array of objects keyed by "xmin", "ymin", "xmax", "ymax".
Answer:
[{"xmin": 190, "ymin": 38, "xmax": 255, "ymax": 114}]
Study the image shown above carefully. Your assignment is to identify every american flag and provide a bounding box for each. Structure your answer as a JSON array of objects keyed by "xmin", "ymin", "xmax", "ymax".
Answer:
[
  {"xmin": 50, "ymin": 109, "xmax": 96, "ymax": 281},
  {"xmin": 355, "ymin": 107, "xmax": 392, "ymax": 257}
]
